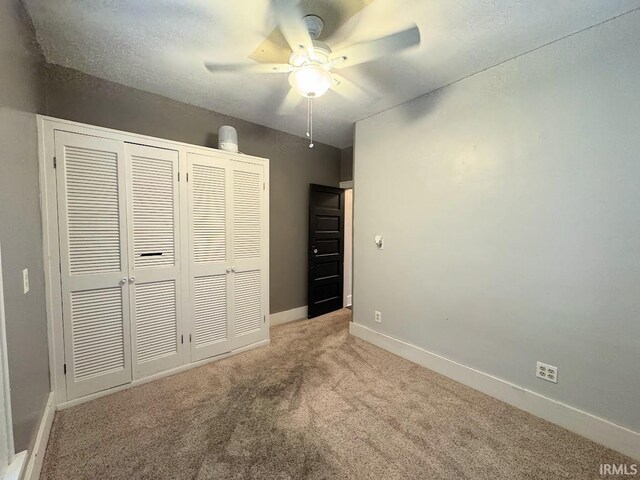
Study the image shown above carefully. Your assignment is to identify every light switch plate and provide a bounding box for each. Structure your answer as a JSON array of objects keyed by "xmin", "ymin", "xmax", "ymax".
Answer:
[{"xmin": 23, "ymin": 268, "xmax": 29, "ymax": 294}]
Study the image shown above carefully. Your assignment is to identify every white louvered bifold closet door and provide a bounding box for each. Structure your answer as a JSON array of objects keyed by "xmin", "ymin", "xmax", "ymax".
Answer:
[
  {"xmin": 125, "ymin": 144, "xmax": 183, "ymax": 379},
  {"xmin": 55, "ymin": 131, "xmax": 132, "ymax": 400},
  {"xmin": 187, "ymin": 152, "xmax": 232, "ymax": 361},
  {"xmin": 230, "ymin": 160, "xmax": 267, "ymax": 350}
]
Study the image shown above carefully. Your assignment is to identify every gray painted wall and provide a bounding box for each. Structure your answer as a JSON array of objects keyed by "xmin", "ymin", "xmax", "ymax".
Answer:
[
  {"xmin": 44, "ymin": 64, "xmax": 342, "ymax": 313},
  {"xmin": 353, "ymin": 10, "xmax": 640, "ymax": 432},
  {"xmin": 0, "ymin": 0, "xmax": 51, "ymax": 452},
  {"xmin": 340, "ymin": 147, "xmax": 354, "ymax": 182}
]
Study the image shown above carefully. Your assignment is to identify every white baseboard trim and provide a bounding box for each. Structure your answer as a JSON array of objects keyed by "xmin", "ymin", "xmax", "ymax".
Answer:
[
  {"xmin": 4, "ymin": 451, "xmax": 27, "ymax": 480},
  {"xmin": 58, "ymin": 338, "xmax": 270, "ymax": 410},
  {"xmin": 270, "ymin": 306, "xmax": 308, "ymax": 326},
  {"xmin": 22, "ymin": 391, "xmax": 55, "ymax": 480},
  {"xmin": 349, "ymin": 322, "xmax": 640, "ymax": 461}
]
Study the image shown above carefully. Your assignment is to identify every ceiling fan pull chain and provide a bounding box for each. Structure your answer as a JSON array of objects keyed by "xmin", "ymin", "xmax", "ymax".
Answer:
[
  {"xmin": 309, "ymin": 97, "xmax": 314, "ymax": 149},
  {"xmin": 306, "ymin": 97, "xmax": 311, "ymax": 138}
]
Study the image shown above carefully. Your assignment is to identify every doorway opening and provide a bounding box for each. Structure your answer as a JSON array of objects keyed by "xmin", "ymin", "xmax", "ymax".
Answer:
[{"xmin": 307, "ymin": 182, "xmax": 353, "ymax": 319}]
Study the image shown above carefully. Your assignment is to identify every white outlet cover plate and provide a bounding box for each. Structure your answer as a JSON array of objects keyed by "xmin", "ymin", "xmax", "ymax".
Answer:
[
  {"xmin": 374, "ymin": 311, "xmax": 382, "ymax": 323},
  {"xmin": 536, "ymin": 361, "xmax": 558, "ymax": 383}
]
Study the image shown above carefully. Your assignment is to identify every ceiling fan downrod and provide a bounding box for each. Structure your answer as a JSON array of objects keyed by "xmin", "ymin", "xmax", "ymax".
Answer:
[
  {"xmin": 307, "ymin": 96, "xmax": 314, "ymax": 148},
  {"xmin": 303, "ymin": 15, "xmax": 324, "ymax": 40}
]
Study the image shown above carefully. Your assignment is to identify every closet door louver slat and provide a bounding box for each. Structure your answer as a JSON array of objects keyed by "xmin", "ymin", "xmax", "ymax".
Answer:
[
  {"xmin": 71, "ymin": 288, "xmax": 125, "ymax": 381},
  {"xmin": 233, "ymin": 270, "xmax": 261, "ymax": 337},
  {"xmin": 131, "ymin": 153, "xmax": 175, "ymax": 269},
  {"xmin": 193, "ymin": 275, "xmax": 228, "ymax": 347},
  {"xmin": 65, "ymin": 146, "xmax": 121, "ymax": 275},
  {"xmin": 232, "ymin": 170, "xmax": 261, "ymax": 260},
  {"xmin": 135, "ymin": 281, "xmax": 177, "ymax": 364},
  {"xmin": 192, "ymin": 163, "xmax": 227, "ymax": 264}
]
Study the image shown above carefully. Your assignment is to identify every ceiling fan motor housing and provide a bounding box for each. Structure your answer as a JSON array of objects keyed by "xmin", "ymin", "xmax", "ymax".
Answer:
[{"xmin": 289, "ymin": 40, "xmax": 332, "ymax": 69}]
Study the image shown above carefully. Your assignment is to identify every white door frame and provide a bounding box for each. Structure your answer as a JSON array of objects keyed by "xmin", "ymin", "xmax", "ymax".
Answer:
[
  {"xmin": 342, "ymin": 188, "xmax": 353, "ymax": 308},
  {"xmin": 0, "ymin": 244, "xmax": 15, "ymax": 475},
  {"xmin": 339, "ymin": 181, "xmax": 354, "ymax": 309}
]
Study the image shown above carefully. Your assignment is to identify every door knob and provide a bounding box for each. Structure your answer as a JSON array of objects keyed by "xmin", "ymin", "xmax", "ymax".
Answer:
[
  {"xmin": 226, "ymin": 267, "xmax": 231, "ymax": 273},
  {"xmin": 119, "ymin": 278, "xmax": 127, "ymax": 285},
  {"xmin": 128, "ymin": 276, "xmax": 136, "ymax": 283},
  {"xmin": 313, "ymin": 248, "xmax": 318, "ymax": 254},
  {"xmin": 231, "ymin": 267, "xmax": 237, "ymax": 272}
]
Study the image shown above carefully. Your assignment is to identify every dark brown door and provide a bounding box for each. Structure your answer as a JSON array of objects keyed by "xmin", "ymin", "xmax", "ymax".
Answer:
[{"xmin": 308, "ymin": 184, "xmax": 344, "ymax": 318}]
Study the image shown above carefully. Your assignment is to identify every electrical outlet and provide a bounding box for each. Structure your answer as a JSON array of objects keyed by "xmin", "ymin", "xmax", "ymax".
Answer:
[
  {"xmin": 374, "ymin": 311, "xmax": 382, "ymax": 323},
  {"xmin": 22, "ymin": 268, "xmax": 29, "ymax": 294},
  {"xmin": 536, "ymin": 361, "xmax": 558, "ymax": 383}
]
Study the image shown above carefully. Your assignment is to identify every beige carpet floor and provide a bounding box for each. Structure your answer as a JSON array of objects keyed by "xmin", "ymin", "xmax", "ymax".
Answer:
[{"xmin": 41, "ymin": 309, "xmax": 633, "ymax": 479}]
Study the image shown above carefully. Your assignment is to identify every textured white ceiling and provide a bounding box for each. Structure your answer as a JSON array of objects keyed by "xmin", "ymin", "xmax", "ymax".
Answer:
[{"xmin": 25, "ymin": 0, "xmax": 640, "ymax": 148}]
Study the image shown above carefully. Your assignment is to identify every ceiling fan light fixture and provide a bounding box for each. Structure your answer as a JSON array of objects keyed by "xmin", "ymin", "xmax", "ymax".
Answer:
[{"xmin": 289, "ymin": 64, "xmax": 333, "ymax": 98}]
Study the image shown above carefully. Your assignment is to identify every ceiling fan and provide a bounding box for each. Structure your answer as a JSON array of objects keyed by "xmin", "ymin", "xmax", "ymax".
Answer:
[{"xmin": 204, "ymin": 0, "xmax": 420, "ymax": 147}]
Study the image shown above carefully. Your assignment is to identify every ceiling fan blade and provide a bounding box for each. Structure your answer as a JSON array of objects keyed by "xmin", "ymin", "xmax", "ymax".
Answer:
[
  {"xmin": 204, "ymin": 62, "xmax": 292, "ymax": 74},
  {"xmin": 330, "ymin": 25, "xmax": 421, "ymax": 69},
  {"xmin": 278, "ymin": 88, "xmax": 303, "ymax": 115},
  {"xmin": 272, "ymin": 0, "xmax": 315, "ymax": 57},
  {"xmin": 330, "ymin": 74, "xmax": 370, "ymax": 103}
]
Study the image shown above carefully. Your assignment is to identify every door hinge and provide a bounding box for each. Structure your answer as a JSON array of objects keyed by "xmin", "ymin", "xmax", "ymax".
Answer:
[
  {"xmin": 189, "ymin": 334, "xmax": 192, "ymax": 343},
  {"xmin": 186, "ymin": 172, "xmax": 189, "ymax": 182},
  {"xmin": 63, "ymin": 363, "xmax": 67, "ymax": 375},
  {"xmin": 263, "ymin": 182, "xmax": 265, "ymax": 190},
  {"xmin": 177, "ymin": 171, "xmax": 180, "ymax": 181},
  {"xmin": 264, "ymin": 315, "xmax": 266, "ymax": 323},
  {"xmin": 53, "ymin": 156, "xmax": 57, "ymax": 169},
  {"xmin": 181, "ymin": 334, "xmax": 183, "ymax": 344}
]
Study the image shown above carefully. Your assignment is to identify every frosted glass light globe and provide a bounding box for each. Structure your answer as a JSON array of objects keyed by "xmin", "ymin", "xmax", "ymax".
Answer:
[{"xmin": 288, "ymin": 65, "xmax": 333, "ymax": 98}]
